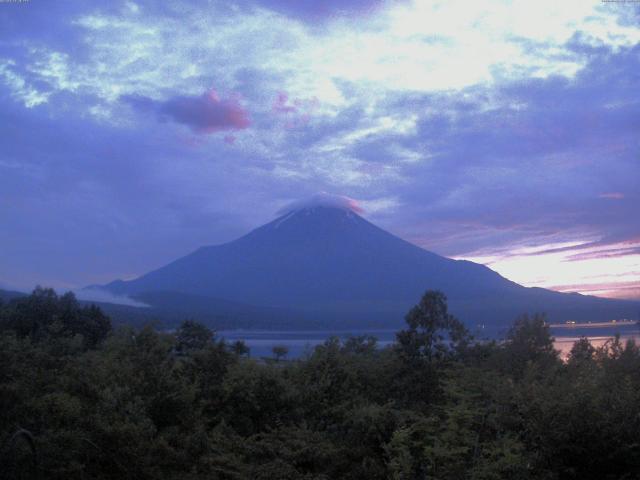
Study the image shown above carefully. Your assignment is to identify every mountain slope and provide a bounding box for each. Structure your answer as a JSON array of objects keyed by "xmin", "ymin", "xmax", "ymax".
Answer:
[
  {"xmin": 102, "ymin": 206, "xmax": 639, "ymax": 328},
  {"xmin": 94, "ymin": 290, "xmax": 319, "ymax": 330}
]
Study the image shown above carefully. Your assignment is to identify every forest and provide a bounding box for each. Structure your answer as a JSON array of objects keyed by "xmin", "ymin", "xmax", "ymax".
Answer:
[{"xmin": 2, "ymin": 287, "xmax": 640, "ymax": 479}]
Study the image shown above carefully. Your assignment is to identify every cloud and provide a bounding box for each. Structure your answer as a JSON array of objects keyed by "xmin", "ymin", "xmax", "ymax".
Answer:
[
  {"xmin": 161, "ymin": 90, "xmax": 251, "ymax": 133},
  {"xmin": 272, "ymin": 91, "xmax": 319, "ymax": 128},
  {"xmin": 599, "ymin": 192, "xmax": 625, "ymax": 199},
  {"xmin": 373, "ymin": 40, "xmax": 640, "ymax": 255},
  {"xmin": 277, "ymin": 192, "xmax": 364, "ymax": 215},
  {"xmin": 272, "ymin": 91, "xmax": 297, "ymax": 113},
  {"xmin": 566, "ymin": 246, "xmax": 640, "ymax": 262},
  {"xmin": 120, "ymin": 93, "xmax": 156, "ymax": 113},
  {"xmin": 548, "ymin": 281, "xmax": 640, "ymax": 301},
  {"xmin": 0, "ymin": 0, "xmax": 638, "ymax": 303},
  {"xmin": 123, "ymin": 89, "xmax": 251, "ymax": 133},
  {"xmin": 75, "ymin": 288, "xmax": 149, "ymax": 307},
  {"xmin": 244, "ymin": 0, "xmax": 386, "ymax": 22}
]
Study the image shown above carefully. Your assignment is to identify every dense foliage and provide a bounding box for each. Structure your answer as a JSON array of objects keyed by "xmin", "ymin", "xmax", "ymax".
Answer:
[{"xmin": 1, "ymin": 288, "xmax": 640, "ymax": 479}]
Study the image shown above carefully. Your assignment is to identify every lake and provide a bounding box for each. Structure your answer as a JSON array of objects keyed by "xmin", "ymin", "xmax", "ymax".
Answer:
[{"xmin": 218, "ymin": 322, "xmax": 640, "ymax": 359}]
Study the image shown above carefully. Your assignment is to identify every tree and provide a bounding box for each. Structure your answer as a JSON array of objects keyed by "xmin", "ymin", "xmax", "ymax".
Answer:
[
  {"xmin": 396, "ymin": 290, "xmax": 470, "ymax": 362},
  {"xmin": 0, "ymin": 288, "xmax": 111, "ymax": 348},
  {"xmin": 231, "ymin": 340, "xmax": 250, "ymax": 357},
  {"xmin": 272, "ymin": 345, "xmax": 289, "ymax": 362},
  {"xmin": 392, "ymin": 291, "xmax": 471, "ymax": 407},
  {"xmin": 175, "ymin": 320, "xmax": 213, "ymax": 353},
  {"xmin": 342, "ymin": 335, "xmax": 377, "ymax": 355},
  {"xmin": 221, "ymin": 361, "xmax": 295, "ymax": 435},
  {"xmin": 502, "ymin": 313, "xmax": 559, "ymax": 378},
  {"xmin": 568, "ymin": 336, "xmax": 595, "ymax": 366},
  {"xmin": 2, "ymin": 286, "xmax": 58, "ymax": 340}
]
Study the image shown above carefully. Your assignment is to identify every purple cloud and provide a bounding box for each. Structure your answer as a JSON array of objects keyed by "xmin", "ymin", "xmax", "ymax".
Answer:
[
  {"xmin": 161, "ymin": 90, "xmax": 250, "ymax": 133},
  {"xmin": 272, "ymin": 92, "xmax": 297, "ymax": 114},
  {"xmin": 271, "ymin": 91, "xmax": 319, "ymax": 128},
  {"xmin": 123, "ymin": 89, "xmax": 251, "ymax": 134},
  {"xmin": 565, "ymin": 247, "xmax": 640, "ymax": 262}
]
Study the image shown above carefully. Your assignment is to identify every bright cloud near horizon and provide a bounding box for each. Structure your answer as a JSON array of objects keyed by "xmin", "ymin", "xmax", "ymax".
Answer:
[{"xmin": 1, "ymin": 0, "xmax": 639, "ymax": 300}]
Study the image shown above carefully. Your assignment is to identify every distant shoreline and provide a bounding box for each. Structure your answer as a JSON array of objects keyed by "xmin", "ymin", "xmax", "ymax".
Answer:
[{"xmin": 548, "ymin": 320, "xmax": 638, "ymax": 329}]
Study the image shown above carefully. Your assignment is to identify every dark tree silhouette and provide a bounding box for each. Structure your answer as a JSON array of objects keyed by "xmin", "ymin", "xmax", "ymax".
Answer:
[
  {"xmin": 175, "ymin": 319, "xmax": 213, "ymax": 353},
  {"xmin": 272, "ymin": 344, "xmax": 289, "ymax": 362}
]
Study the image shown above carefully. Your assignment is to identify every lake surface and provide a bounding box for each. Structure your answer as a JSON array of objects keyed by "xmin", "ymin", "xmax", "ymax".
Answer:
[
  {"xmin": 219, "ymin": 322, "xmax": 640, "ymax": 359},
  {"xmin": 551, "ymin": 322, "xmax": 639, "ymax": 359}
]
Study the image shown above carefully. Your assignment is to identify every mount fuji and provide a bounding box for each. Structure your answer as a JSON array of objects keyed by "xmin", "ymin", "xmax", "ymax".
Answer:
[{"xmin": 98, "ymin": 199, "xmax": 639, "ymax": 329}]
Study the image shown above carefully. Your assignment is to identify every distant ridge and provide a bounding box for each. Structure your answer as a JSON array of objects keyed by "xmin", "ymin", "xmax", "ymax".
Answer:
[
  {"xmin": 0, "ymin": 288, "xmax": 27, "ymax": 302},
  {"xmin": 98, "ymin": 204, "xmax": 640, "ymax": 329}
]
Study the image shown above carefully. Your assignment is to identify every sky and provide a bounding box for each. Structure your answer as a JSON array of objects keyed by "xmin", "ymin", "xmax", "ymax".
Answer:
[{"xmin": 0, "ymin": 0, "xmax": 639, "ymax": 300}]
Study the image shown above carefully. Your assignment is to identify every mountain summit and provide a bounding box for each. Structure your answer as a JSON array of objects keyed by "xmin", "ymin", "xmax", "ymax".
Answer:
[{"xmin": 102, "ymin": 205, "xmax": 639, "ymax": 328}]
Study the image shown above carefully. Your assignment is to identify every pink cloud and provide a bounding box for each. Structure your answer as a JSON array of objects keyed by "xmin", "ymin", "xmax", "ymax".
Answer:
[
  {"xmin": 272, "ymin": 92, "xmax": 297, "ymax": 114},
  {"xmin": 272, "ymin": 91, "xmax": 319, "ymax": 128},
  {"xmin": 161, "ymin": 89, "xmax": 250, "ymax": 134},
  {"xmin": 566, "ymin": 246, "xmax": 640, "ymax": 262},
  {"xmin": 550, "ymin": 281, "xmax": 640, "ymax": 300},
  {"xmin": 277, "ymin": 192, "xmax": 365, "ymax": 215}
]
